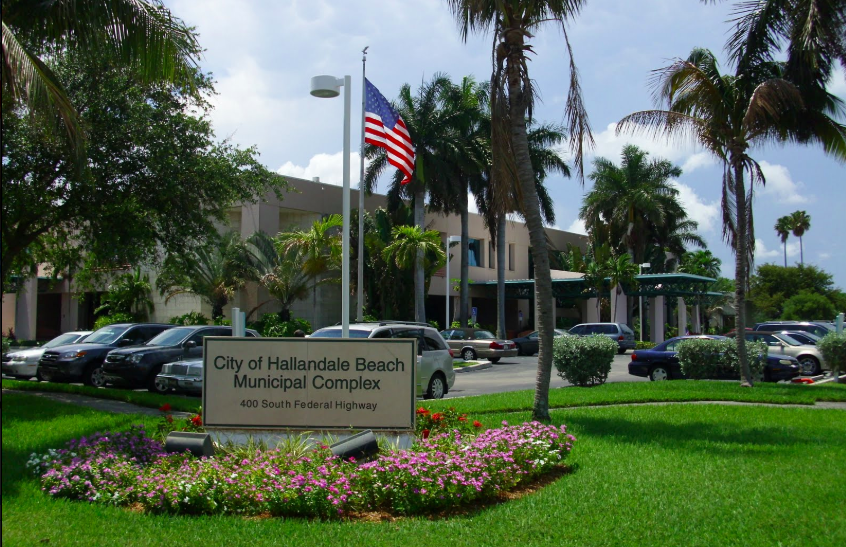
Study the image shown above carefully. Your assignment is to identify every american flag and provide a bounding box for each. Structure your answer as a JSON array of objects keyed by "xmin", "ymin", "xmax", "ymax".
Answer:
[{"xmin": 364, "ymin": 78, "xmax": 415, "ymax": 184}]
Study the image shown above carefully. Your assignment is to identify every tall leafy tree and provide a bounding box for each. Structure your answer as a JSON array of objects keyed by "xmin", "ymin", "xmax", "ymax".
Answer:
[
  {"xmin": 447, "ymin": 0, "xmax": 593, "ymax": 421},
  {"xmin": 2, "ymin": 0, "xmax": 200, "ymax": 150},
  {"xmin": 1, "ymin": 48, "xmax": 286, "ymax": 293},
  {"xmin": 94, "ymin": 268, "xmax": 154, "ymax": 321},
  {"xmin": 679, "ymin": 250, "xmax": 722, "ymax": 279},
  {"xmin": 364, "ymin": 75, "xmax": 471, "ymax": 323},
  {"xmin": 580, "ymin": 145, "xmax": 683, "ymax": 264},
  {"xmin": 788, "ymin": 210, "xmax": 811, "ymax": 265},
  {"xmin": 242, "ymin": 231, "xmax": 314, "ymax": 321},
  {"xmin": 381, "ymin": 226, "xmax": 447, "ymax": 291},
  {"xmin": 156, "ymin": 232, "xmax": 252, "ymax": 320},
  {"xmin": 607, "ymin": 254, "xmax": 639, "ymax": 324},
  {"xmin": 618, "ymin": 47, "xmax": 845, "ymax": 386},
  {"xmin": 774, "ymin": 215, "xmax": 792, "ymax": 267}
]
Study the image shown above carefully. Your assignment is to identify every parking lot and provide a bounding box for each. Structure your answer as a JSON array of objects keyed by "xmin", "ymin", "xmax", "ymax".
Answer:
[{"xmin": 446, "ymin": 353, "xmax": 646, "ymax": 399}]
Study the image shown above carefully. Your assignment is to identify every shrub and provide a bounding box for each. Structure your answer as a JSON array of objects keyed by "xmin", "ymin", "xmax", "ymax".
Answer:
[
  {"xmin": 677, "ymin": 338, "xmax": 767, "ymax": 380},
  {"xmin": 168, "ymin": 311, "xmax": 210, "ymax": 325},
  {"xmin": 636, "ymin": 341, "xmax": 656, "ymax": 350},
  {"xmin": 427, "ymin": 320, "xmax": 440, "ymax": 330},
  {"xmin": 552, "ymin": 334, "xmax": 616, "ymax": 387},
  {"xmin": 251, "ymin": 313, "xmax": 312, "ymax": 337},
  {"xmin": 1, "ymin": 336, "xmax": 10, "ymax": 356},
  {"xmin": 414, "ymin": 406, "xmax": 483, "ymax": 438},
  {"xmin": 817, "ymin": 332, "xmax": 846, "ymax": 376},
  {"xmin": 93, "ymin": 312, "xmax": 135, "ymax": 331},
  {"xmin": 781, "ymin": 291, "xmax": 836, "ymax": 321}
]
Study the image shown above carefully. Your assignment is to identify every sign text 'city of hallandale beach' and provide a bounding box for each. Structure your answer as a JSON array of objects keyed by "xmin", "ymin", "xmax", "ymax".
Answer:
[{"xmin": 202, "ymin": 338, "xmax": 417, "ymax": 430}]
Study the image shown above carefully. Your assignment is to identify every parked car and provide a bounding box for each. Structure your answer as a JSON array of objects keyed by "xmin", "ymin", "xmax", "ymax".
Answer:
[
  {"xmin": 628, "ymin": 335, "xmax": 802, "ymax": 382},
  {"xmin": 103, "ymin": 325, "xmax": 260, "ymax": 394},
  {"xmin": 776, "ymin": 330, "xmax": 821, "ymax": 346},
  {"xmin": 38, "ymin": 323, "xmax": 173, "ymax": 387},
  {"xmin": 728, "ymin": 331, "xmax": 826, "ymax": 375},
  {"xmin": 753, "ymin": 321, "xmax": 834, "ymax": 338},
  {"xmin": 509, "ymin": 329, "xmax": 571, "ymax": 356},
  {"xmin": 568, "ymin": 322, "xmax": 636, "ymax": 354},
  {"xmin": 440, "ymin": 327, "xmax": 518, "ymax": 363},
  {"xmin": 309, "ymin": 321, "xmax": 455, "ymax": 399},
  {"xmin": 1, "ymin": 331, "xmax": 92, "ymax": 380},
  {"xmin": 156, "ymin": 358, "xmax": 204, "ymax": 395}
]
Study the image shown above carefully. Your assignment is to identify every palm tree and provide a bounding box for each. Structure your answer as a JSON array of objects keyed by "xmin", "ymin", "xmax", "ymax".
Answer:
[
  {"xmin": 242, "ymin": 231, "xmax": 314, "ymax": 321},
  {"xmin": 276, "ymin": 215, "xmax": 343, "ymax": 320},
  {"xmin": 774, "ymin": 215, "xmax": 792, "ymax": 267},
  {"xmin": 617, "ymin": 47, "xmax": 845, "ymax": 386},
  {"xmin": 364, "ymin": 75, "xmax": 472, "ymax": 323},
  {"xmin": 788, "ymin": 210, "xmax": 811, "ymax": 265},
  {"xmin": 382, "ymin": 226, "xmax": 447, "ymax": 292},
  {"xmin": 156, "ymin": 231, "xmax": 251, "ymax": 320},
  {"xmin": 607, "ymin": 254, "xmax": 639, "ymax": 324},
  {"xmin": 580, "ymin": 145, "xmax": 683, "ymax": 264},
  {"xmin": 2, "ymin": 0, "xmax": 200, "ymax": 150},
  {"xmin": 94, "ymin": 268, "xmax": 154, "ymax": 320},
  {"xmin": 447, "ymin": 0, "xmax": 593, "ymax": 421},
  {"xmin": 679, "ymin": 250, "xmax": 722, "ymax": 279}
]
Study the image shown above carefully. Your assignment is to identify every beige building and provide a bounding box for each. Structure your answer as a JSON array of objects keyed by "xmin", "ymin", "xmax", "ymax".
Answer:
[{"xmin": 2, "ymin": 176, "xmax": 588, "ymax": 340}]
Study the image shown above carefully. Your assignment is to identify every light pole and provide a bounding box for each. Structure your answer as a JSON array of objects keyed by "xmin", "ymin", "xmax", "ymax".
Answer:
[
  {"xmin": 445, "ymin": 235, "xmax": 461, "ymax": 330},
  {"xmin": 311, "ymin": 74, "xmax": 351, "ymax": 338},
  {"xmin": 639, "ymin": 262, "xmax": 651, "ymax": 342}
]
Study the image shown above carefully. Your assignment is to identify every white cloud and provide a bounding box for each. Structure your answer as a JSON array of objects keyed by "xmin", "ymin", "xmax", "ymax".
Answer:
[
  {"xmin": 681, "ymin": 152, "xmax": 716, "ymax": 174},
  {"xmin": 828, "ymin": 66, "xmax": 846, "ymax": 97},
  {"xmin": 669, "ymin": 181, "xmax": 719, "ymax": 233},
  {"xmin": 566, "ymin": 218, "xmax": 587, "ymax": 235},
  {"xmin": 277, "ymin": 152, "xmax": 362, "ymax": 185},
  {"xmin": 756, "ymin": 161, "xmax": 811, "ymax": 204},
  {"xmin": 819, "ymin": 252, "xmax": 832, "ymax": 261},
  {"xmin": 754, "ymin": 239, "xmax": 780, "ymax": 259}
]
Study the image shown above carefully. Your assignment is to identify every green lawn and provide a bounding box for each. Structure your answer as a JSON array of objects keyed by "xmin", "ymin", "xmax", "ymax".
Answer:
[{"xmin": 3, "ymin": 390, "xmax": 845, "ymax": 546}]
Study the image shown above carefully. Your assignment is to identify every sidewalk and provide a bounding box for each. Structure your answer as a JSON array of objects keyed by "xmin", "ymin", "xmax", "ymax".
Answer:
[{"xmin": 1, "ymin": 389, "xmax": 193, "ymax": 418}]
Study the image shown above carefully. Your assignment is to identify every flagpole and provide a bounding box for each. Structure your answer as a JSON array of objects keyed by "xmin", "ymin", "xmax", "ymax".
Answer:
[{"xmin": 357, "ymin": 46, "xmax": 368, "ymax": 322}]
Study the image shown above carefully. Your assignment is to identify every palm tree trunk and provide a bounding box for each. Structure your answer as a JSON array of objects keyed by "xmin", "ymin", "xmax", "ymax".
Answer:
[
  {"xmin": 732, "ymin": 159, "xmax": 753, "ymax": 386},
  {"xmin": 496, "ymin": 214, "xmax": 507, "ymax": 339},
  {"xmin": 799, "ymin": 236, "xmax": 804, "ymax": 265},
  {"xmin": 414, "ymin": 189, "xmax": 426, "ymax": 323},
  {"xmin": 460, "ymin": 192, "xmax": 470, "ymax": 327},
  {"xmin": 505, "ymin": 46, "xmax": 553, "ymax": 421},
  {"xmin": 782, "ymin": 240, "xmax": 787, "ymax": 268}
]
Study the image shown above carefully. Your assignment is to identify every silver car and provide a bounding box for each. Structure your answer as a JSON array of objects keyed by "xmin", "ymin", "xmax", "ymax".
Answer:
[
  {"xmin": 157, "ymin": 358, "xmax": 204, "ymax": 394},
  {"xmin": 2, "ymin": 331, "xmax": 92, "ymax": 380},
  {"xmin": 309, "ymin": 322, "xmax": 455, "ymax": 399}
]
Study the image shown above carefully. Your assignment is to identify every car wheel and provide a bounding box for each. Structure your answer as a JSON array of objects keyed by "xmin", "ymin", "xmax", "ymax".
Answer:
[
  {"xmin": 515, "ymin": 344, "xmax": 524, "ymax": 356},
  {"xmin": 35, "ymin": 369, "xmax": 44, "ymax": 382},
  {"xmin": 424, "ymin": 373, "xmax": 446, "ymax": 400},
  {"xmin": 753, "ymin": 370, "xmax": 766, "ymax": 384},
  {"xmin": 649, "ymin": 365, "xmax": 671, "ymax": 381},
  {"xmin": 617, "ymin": 347, "xmax": 627, "ymax": 355},
  {"xmin": 83, "ymin": 365, "xmax": 107, "ymax": 388},
  {"xmin": 489, "ymin": 357, "xmax": 501, "ymax": 364},
  {"xmin": 461, "ymin": 348, "xmax": 477, "ymax": 361},
  {"xmin": 147, "ymin": 370, "xmax": 170, "ymax": 394},
  {"xmin": 799, "ymin": 356, "xmax": 820, "ymax": 376}
]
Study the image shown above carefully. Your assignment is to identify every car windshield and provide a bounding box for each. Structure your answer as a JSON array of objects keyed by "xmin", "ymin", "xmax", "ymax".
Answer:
[
  {"xmin": 146, "ymin": 327, "xmax": 194, "ymax": 346},
  {"xmin": 774, "ymin": 333, "xmax": 803, "ymax": 346},
  {"xmin": 83, "ymin": 326, "xmax": 129, "ymax": 344},
  {"xmin": 310, "ymin": 329, "xmax": 371, "ymax": 338},
  {"xmin": 43, "ymin": 332, "xmax": 88, "ymax": 348},
  {"xmin": 474, "ymin": 330, "xmax": 496, "ymax": 340}
]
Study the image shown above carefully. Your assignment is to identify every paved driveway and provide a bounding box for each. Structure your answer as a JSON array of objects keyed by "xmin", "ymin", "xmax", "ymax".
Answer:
[{"xmin": 446, "ymin": 353, "xmax": 646, "ymax": 399}]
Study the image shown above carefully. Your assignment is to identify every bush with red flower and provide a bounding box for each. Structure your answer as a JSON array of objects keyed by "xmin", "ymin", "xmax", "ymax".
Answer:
[
  {"xmin": 155, "ymin": 406, "xmax": 204, "ymax": 441},
  {"xmin": 414, "ymin": 406, "xmax": 481, "ymax": 438}
]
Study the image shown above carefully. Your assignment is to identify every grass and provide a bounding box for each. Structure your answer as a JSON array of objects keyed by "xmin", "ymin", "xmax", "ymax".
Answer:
[
  {"xmin": 3, "ymin": 392, "xmax": 845, "ymax": 546},
  {"xmin": 1, "ymin": 379, "xmax": 202, "ymax": 413},
  {"xmin": 428, "ymin": 379, "xmax": 846, "ymax": 414}
]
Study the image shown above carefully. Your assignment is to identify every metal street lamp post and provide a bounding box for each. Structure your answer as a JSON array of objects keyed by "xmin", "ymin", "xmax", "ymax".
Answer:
[
  {"xmin": 639, "ymin": 262, "xmax": 651, "ymax": 342},
  {"xmin": 311, "ymin": 75, "xmax": 351, "ymax": 338},
  {"xmin": 445, "ymin": 235, "xmax": 461, "ymax": 330}
]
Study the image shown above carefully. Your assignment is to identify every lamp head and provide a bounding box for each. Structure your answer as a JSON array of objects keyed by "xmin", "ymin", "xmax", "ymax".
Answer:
[{"xmin": 310, "ymin": 75, "xmax": 342, "ymax": 98}]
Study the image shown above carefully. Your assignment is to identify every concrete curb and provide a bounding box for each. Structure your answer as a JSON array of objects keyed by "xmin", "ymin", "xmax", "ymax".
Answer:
[{"xmin": 454, "ymin": 362, "xmax": 492, "ymax": 373}]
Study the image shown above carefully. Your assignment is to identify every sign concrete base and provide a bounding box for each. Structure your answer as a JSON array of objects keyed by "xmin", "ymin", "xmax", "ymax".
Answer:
[{"xmin": 207, "ymin": 428, "xmax": 414, "ymax": 451}]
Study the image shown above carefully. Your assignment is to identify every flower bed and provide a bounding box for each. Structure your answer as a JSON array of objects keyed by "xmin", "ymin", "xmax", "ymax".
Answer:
[{"xmin": 28, "ymin": 417, "xmax": 575, "ymax": 518}]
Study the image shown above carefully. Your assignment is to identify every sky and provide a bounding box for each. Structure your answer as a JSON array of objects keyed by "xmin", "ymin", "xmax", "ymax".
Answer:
[{"xmin": 165, "ymin": 0, "xmax": 846, "ymax": 289}]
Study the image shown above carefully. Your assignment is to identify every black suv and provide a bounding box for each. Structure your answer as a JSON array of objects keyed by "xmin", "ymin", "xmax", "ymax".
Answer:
[
  {"xmin": 102, "ymin": 325, "xmax": 259, "ymax": 393},
  {"xmin": 38, "ymin": 323, "xmax": 173, "ymax": 387},
  {"xmin": 753, "ymin": 321, "xmax": 834, "ymax": 338}
]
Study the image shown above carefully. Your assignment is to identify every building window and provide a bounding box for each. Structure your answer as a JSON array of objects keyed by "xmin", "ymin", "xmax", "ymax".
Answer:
[
  {"xmin": 488, "ymin": 241, "xmax": 495, "ymax": 269},
  {"xmin": 508, "ymin": 243, "xmax": 515, "ymax": 271},
  {"xmin": 468, "ymin": 238, "xmax": 483, "ymax": 267}
]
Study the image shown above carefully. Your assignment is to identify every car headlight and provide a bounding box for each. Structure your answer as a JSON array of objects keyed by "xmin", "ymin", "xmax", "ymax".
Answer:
[
  {"xmin": 129, "ymin": 354, "xmax": 144, "ymax": 363},
  {"xmin": 59, "ymin": 350, "xmax": 86, "ymax": 360},
  {"xmin": 779, "ymin": 359, "xmax": 794, "ymax": 365}
]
